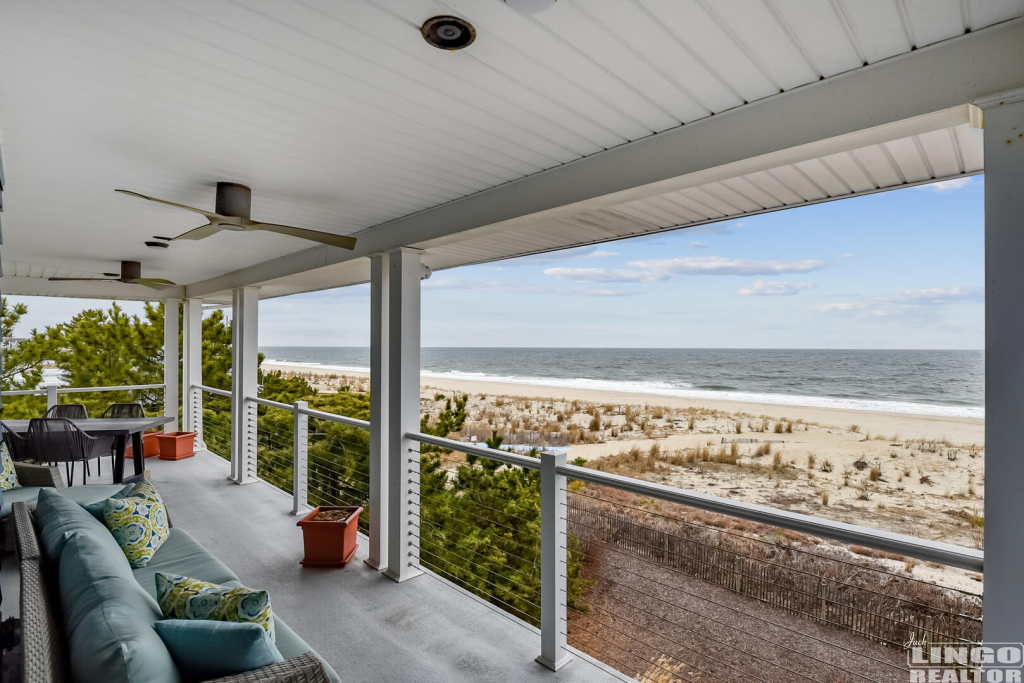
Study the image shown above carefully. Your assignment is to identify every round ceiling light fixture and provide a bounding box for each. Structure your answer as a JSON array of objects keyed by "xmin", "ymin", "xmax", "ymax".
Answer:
[
  {"xmin": 503, "ymin": 0, "xmax": 557, "ymax": 13},
  {"xmin": 421, "ymin": 15, "xmax": 476, "ymax": 50}
]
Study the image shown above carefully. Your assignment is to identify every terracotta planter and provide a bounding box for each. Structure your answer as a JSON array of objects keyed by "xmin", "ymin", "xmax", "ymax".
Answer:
[
  {"xmin": 156, "ymin": 431, "xmax": 197, "ymax": 460},
  {"xmin": 126, "ymin": 433, "xmax": 162, "ymax": 459},
  {"xmin": 296, "ymin": 506, "xmax": 363, "ymax": 568}
]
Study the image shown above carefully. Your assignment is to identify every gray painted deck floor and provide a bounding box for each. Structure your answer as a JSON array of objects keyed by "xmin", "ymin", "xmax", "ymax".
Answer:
[{"xmin": 144, "ymin": 451, "xmax": 625, "ymax": 683}]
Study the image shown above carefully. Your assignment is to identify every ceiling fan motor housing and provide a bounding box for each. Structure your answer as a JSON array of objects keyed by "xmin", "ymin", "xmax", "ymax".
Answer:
[
  {"xmin": 120, "ymin": 260, "xmax": 142, "ymax": 281},
  {"xmin": 215, "ymin": 182, "xmax": 252, "ymax": 220}
]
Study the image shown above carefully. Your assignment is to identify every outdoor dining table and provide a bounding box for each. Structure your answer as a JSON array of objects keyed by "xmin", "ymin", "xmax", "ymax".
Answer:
[{"xmin": 3, "ymin": 416, "xmax": 176, "ymax": 484}]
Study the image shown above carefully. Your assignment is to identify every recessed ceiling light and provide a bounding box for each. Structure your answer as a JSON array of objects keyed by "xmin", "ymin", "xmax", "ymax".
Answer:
[{"xmin": 421, "ymin": 16, "xmax": 476, "ymax": 51}]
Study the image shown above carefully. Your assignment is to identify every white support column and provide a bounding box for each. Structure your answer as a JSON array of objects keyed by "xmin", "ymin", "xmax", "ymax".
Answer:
[
  {"xmin": 979, "ymin": 90, "xmax": 1024, "ymax": 642},
  {"xmin": 366, "ymin": 252, "xmax": 389, "ymax": 571},
  {"xmin": 230, "ymin": 286, "xmax": 259, "ymax": 485},
  {"xmin": 537, "ymin": 450, "xmax": 573, "ymax": 671},
  {"xmin": 163, "ymin": 298, "xmax": 180, "ymax": 433},
  {"xmin": 384, "ymin": 248, "xmax": 423, "ymax": 583},
  {"xmin": 292, "ymin": 400, "xmax": 309, "ymax": 515},
  {"xmin": 46, "ymin": 384, "xmax": 57, "ymax": 411},
  {"xmin": 182, "ymin": 299, "xmax": 204, "ymax": 447}
]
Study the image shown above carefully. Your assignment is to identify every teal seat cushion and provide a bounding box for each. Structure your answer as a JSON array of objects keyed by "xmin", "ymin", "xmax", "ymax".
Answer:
[
  {"xmin": 0, "ymin": 483, "xmax": 126, "ymax": 519},
  {"xmin": 35, "ymin": 487, "xmax": 121, "ymax": 567},
  {"xmin": 59, "ymin": 533, "xmax": 179, "ymax": 683},
  {"xmin": 154, "ymin": 620, "xmax": 283, "ymax": 682},
  {"xmin": 132, "ymin": 528, "xmax": 238, "ymax": 602}
]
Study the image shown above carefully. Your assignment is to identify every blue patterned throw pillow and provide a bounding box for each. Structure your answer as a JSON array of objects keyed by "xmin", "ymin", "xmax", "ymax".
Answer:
[
  {"xmin": 155, "ymin": 573, "xmax": 275, "ymax": 642},
  {"xmin": 0, "ymin": 442, "xmax": 21, "ymax": 491}
]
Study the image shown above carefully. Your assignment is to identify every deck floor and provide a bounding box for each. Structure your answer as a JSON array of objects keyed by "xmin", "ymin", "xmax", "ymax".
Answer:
[{"xmin": 137, "ymin": 451, "xmax": 624, "ymax": 683}]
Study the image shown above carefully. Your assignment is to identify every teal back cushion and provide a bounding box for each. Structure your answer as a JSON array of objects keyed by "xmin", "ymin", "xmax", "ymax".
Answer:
[
  {"xmin": 83, "ymin": 482, "xmax": 137, "ymax": 522},
  {"xmin": 36, "ymin": 488, "xmax": 116, "ymax": 566},
  {"xmin": 154, "ymin": 620, "xmax": 283, "ymax": 682},
  {"xmin": 59, "ymin": 533, "xmax": 180, "ymax": 683}
]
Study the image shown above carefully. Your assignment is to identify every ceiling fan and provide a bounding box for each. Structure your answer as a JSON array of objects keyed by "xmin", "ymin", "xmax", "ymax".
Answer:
[
  {"xmin": 115, "ymin": 182, "xmax": 357, "ymax": 250},
  {"xmin": 49, "ymin": 260, "xmax": 176, "ymax": 290}
]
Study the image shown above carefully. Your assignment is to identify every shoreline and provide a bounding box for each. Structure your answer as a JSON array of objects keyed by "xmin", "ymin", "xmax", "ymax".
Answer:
[{"xmin": 262, "ymin": 361, "xmax": 985, "ymax": 444}]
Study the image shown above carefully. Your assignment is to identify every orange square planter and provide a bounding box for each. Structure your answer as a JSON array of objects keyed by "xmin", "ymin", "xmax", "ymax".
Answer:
[
  {"xmin": 296, "ymin": 506, "xmax": 363, "ymax": 568},
  {"xmin": 126, "ymin": 432, "xmax": 162, "ymax": 459},
  {"xmin": 156, "ymin": 431, "xmax": 197, "ymax": 460}
]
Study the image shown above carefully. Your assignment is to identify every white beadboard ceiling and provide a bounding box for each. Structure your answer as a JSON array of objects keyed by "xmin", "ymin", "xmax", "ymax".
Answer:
[{"xmin": 0, "ymin": 0, "xmax": 1019, "ymax": 300}]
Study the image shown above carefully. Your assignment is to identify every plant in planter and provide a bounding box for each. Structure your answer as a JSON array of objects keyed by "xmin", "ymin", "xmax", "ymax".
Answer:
[
  {"xmin": 296, "ymin": 506, "xmax": 363, "ymax": 568},
  {"xmin": 156, "ymin": 431, "xmax": 197, "ymax": 460}
]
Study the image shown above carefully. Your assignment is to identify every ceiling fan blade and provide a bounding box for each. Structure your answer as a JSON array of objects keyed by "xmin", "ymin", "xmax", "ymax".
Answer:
[
  {"xmin": 171, "ymin": 223, "xmax": 227, "ymax": 241},
  {"xmin": 246, "ymin": 222, "xmax": 357, "ymax": 250},
  {"xmin": 48, "ymin": 277, "xmax": 117, "ymax": 282},
  {"xmin": 135, "ymin": 279, "xmax": 176, "ymax": 290},
  {"xmin": 115, "ymin": 189, "xmax": 223, "ymax": 222}
]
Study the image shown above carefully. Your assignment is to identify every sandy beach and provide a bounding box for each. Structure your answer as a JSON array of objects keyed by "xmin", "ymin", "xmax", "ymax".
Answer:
[{"xmin": 263, "ymin": 359, "xmax": 986, "ymax": 586}]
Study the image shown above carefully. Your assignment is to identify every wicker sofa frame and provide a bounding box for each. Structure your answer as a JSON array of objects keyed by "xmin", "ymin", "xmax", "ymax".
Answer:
[{"xmin": 11, "ymin": 464, "xmax": 330, "ymax": 683}]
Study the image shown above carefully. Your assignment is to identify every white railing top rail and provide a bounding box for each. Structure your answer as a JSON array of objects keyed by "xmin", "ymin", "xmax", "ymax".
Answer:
[
  {"xmin": 558, "ymin": 462, "xmax": 984, "ymax": 573},
  {"xmin": 248, "ymin": 396, "xmax": 292, "ymax": 410},
  {"xmin": 197, "ymin": 384, "xmax": 231, "ymax": 398},
  {"xmin": 409, "ymin": 432, "xmax": 542, "ymax": 470},
  {"xmin": 1, "ymin": 383, "xmax": 165, "ymax": 396},
  {"xmin": 240, "ymin": 394, "xmax": 371, "ymax": 430},
  {"xmin": 296, "ymin": 405, "xmax": 369, "ymax": 430}
]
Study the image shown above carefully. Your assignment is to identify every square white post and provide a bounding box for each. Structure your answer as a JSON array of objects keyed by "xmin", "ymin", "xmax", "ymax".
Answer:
[
  {"xmin": 384, "ymin": 248, "xmax": 423, "ymax": 583},
  {"xmin": 537, "ymin": 450, "xmax": 572, "ymax": 671},
  {"xmin": 366, "ymin": 252, "xmax": 389, "ymax": 571},
  {"xmin": 46, "ymin": 384, "xmax": 57, "ymax": 411},
  {"xmin": 978, "ymin": 89, "xmax": 1024, "ymax": 641},
  {"xmin": 163, "ymin": 298, "xmax": 180, "ymax": 433},
  {"xmin": 182, "ymin": 299, "xmax": 203, "ymax": 447},
  {"xmin": 292, "ymin": 400, "xmax": 308, "ymax": 515},
  {"xmin": 230, "ymin": 286, "xmax": 259, "ymax": 485}
]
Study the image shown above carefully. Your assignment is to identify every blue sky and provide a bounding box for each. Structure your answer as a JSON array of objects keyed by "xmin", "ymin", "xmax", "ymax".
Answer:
[{"xmin": 9, "ymin": 176, "xmax": 984, "ymax": 349}]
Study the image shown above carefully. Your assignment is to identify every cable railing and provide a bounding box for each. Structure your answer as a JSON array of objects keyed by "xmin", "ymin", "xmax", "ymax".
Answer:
[
  {"xmin": 178, "ymin": 394, "xmax": 987, "ymax": 682},
  {"xmin": 405, "ymin": 431, "xmax": 983, "ymax": 681},
  {"xmin": 1, "ymin": 383, "xmax": 167, "ymax": 419},
  {"xmin": 197, "ymin": 385, "xmax": 232, "ymax": 462}
]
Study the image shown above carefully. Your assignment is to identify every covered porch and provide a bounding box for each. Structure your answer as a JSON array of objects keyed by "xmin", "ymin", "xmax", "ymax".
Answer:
[{"xmin": 2, "ymin": 2, "xmax": 1024, "ymax": 681}]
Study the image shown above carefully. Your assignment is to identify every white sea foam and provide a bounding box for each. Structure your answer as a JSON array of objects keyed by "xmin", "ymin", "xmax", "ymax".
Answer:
[{"xmin": 262, "ymin": 358, "xmax": 984, "ymax": 419}]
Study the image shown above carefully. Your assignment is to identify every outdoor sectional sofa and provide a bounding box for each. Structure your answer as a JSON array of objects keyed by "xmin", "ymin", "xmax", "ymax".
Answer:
[{"xmin": 11, "ymin": 464, "xmax": 340, "ymax": 683}]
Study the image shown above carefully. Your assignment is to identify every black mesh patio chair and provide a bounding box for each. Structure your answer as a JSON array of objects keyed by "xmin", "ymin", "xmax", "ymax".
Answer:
[
  {"xmin": 26, "ymin": 418, "xmax": 108, "ymax": 486},
  {"xmin": 0, "ymin": 421, "xmax": 31, "ymax": 461},
  {"xmin": 98, "ymin": 403, "xmax": 146, "ymax": 472},
  {"xmin": 44, "ymin": 403, "xmax": 89, "ymax": 419}
]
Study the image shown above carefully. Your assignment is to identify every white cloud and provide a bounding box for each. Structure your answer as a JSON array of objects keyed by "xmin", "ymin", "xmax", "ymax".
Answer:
[
  {"xmin": 581, "ymin": 250, "xmax": 619, "ymax": 259},
  {"xmin": 841, "ymin": 253, "xmax": 861, "ymax": 259},
  {"xmin": 517, "ymin": 246, "xmax": 619, "ymax": 264},
  {"xmin": 870, "ymin": 286, "xmax": 983, "ymax": 304},
  {"xmin": 814, "ymin": 302, "xmax": 868, "ymax": 313},
  {"xmin": 564, "ymin": 287, "xmax": 636, "ymax": 297},
  {"xmin": 542, "ymin": 267, "xmax": 660, "ymax": 283},
  {"xmin": 738, "ymin": 280, "xmax": 815, "ymax": 296},
  {"xmin": 690, "ymin": 241, "xmax": 710, "ymax": 249},
  {"xmin": 625, "ymin": 256, "xmax": 827, "ymax": 277},
  {"xmin": 927, "ymin": 177, "xmax": 974, "ymax": 192}
]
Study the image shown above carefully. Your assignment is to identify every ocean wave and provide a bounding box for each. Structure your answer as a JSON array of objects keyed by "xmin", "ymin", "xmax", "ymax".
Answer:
[{"xmin": 262, "ymin": 359, "xmax": 984, "ymax": 419}]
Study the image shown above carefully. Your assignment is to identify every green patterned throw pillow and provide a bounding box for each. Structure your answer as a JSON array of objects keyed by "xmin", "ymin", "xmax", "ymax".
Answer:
[
  {"xmin": 0, "ymin": 442, "xmax": 20, "ymax": 491},
  {"xmin": 155, "ymin": 573, "xmax": 275, "ymax": 642},
  {"xmin": 103, "ymin": 489, "xmax": 169, "ymax": 568}
]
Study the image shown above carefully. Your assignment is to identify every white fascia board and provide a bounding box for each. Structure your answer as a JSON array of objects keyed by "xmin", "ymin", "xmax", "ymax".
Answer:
[
  {"xmin": 186, "ymin": 18, "xmax": 1024, "ymax": 300},
  {"xmin": 0, "ymin": 275, "xmax": 184, "ymax": 301}
]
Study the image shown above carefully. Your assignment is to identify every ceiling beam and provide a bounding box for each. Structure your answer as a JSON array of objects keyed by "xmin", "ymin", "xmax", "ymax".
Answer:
[
  {"xmin": 0, "ymin": 276, "xmax": 184, "ymax": 301},
  {"xmin": 186, "ymin": 18, "xmax": 1024, "ymax": 299}
]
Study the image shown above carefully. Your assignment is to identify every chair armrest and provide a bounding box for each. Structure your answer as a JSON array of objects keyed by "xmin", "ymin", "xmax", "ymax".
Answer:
[
  {"xmin": 14, "ymin": 462, "xmax": 65, "ymax": 489},
  {"xmin": 206, "ymin": 652, "xmax": 331, "ymax": 683},
  {"xmin": 13, "ymin": 502, "xmax": 41, "ymax": 562}
]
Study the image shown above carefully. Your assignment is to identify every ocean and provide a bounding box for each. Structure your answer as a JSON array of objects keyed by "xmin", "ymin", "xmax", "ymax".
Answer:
[{"xmin": 259, "ymin": 347, "xmax": 984, "ymax": 419}]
